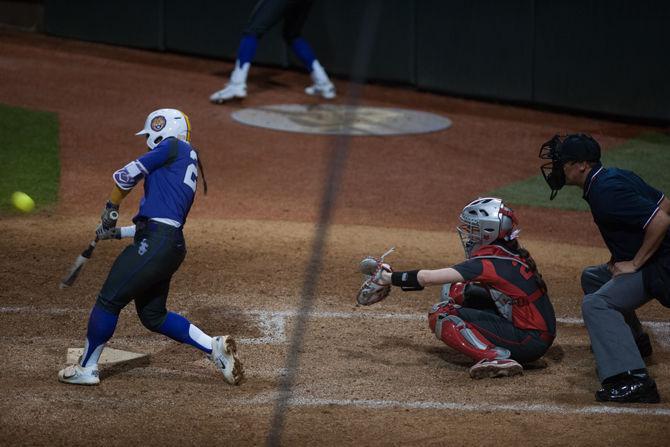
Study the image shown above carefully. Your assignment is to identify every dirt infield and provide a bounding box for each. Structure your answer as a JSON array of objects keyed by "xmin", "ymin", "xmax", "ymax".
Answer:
[{"xmin": 1, "ymin": 30, "xmax": 669, "ymax": 446}]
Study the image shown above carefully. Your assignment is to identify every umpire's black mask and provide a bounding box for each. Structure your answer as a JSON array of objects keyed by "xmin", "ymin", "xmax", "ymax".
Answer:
[{"xmin": 539, "ymin": 134, "xmax": 601, "ymax": 200}]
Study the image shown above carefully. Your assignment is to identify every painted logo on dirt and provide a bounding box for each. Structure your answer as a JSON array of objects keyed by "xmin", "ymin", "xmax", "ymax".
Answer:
[
  {"xmin": 150, "ymin": 115, "xmax": 166, "ymax": 132},
  {"xmin": 231, "ymin": 104, "xmax": 452, "ymax": 136}
]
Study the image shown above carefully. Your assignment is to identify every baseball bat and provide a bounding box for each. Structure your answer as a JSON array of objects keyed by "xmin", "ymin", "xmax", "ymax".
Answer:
[
  {"xmin": 59, "ymin": 237, "xmax": 98, "ymax": 289},
  {"xmin": 59, "ymin": 209, "xmax": 122, "ymax": 289}
]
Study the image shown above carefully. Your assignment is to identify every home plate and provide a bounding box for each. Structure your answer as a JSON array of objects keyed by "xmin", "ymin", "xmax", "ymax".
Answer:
[{"xmin": 67, "ymin": 347, "xmax": 148, "ymax": 365}]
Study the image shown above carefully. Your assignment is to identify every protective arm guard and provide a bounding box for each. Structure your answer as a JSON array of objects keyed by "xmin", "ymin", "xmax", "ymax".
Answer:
[
  {"xmin": 113, "ymin": 160, "xmax": 147, "ymax": 190},
  {"xmin": 391, "ymin": 270, "xmax": 424, "ymax": 291}
]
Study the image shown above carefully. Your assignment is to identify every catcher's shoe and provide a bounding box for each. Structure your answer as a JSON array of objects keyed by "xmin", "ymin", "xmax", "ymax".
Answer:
[
  {"xmin": 58, "ymin": 363, "xmax": 100, "ymax": 385},
  {"xmin": 209, "ymin": 82, "xmax": 247, "ymax": 103},
  {"xmin": 469, "ymin": 358, "xmax": 523, "ymax": 379},
  {"xmin": 211, "ymin": 335, "xmax": 244, "ymax": 385}
]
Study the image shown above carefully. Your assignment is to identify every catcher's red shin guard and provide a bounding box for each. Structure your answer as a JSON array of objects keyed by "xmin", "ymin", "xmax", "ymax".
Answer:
[
  {"xmin": 445, "ymin": 282, "xmax": 466, "ymax": 305},
  {"xmin": 428, "ymin": 301, "xmax": 460, "ymax": 333},
  {"xmin": 433, "ymin": 314, "xmax": 509, "ymax": 362}
]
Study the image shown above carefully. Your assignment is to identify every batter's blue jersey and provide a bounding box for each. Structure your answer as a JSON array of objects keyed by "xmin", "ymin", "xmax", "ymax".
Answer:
[{"xmin": 113, "ymin": 138, "xmax": 199, "ymax": 227}]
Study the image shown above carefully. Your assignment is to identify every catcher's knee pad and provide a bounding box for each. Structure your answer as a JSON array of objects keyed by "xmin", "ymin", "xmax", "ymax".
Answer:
[
  {"xmin": 137, "ymin": 307, "xmax": 168, "ymax": 332},
  {"xmin": 440, "ymin": 282, "xmax": 466, "ymax": 305},
  {"xmin": 434, "ymin": 314, "xmax": 510, "ymax": 362},
  {"xmin": 463, "ymin": 283, "xmax": 494, "ymax": 302},
  {"xmin": 428, "ymin": 301, "xmax": 460, "ymax": 333}
]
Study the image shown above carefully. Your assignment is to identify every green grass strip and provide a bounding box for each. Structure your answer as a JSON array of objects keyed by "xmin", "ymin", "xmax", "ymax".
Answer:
[
  {"xmin": 489, "ymin": 132, "xmax": 670, "ymax": 211},
  {"xmin": 0, "ymin": 103, "xmax": 60, "ymax": 212}
]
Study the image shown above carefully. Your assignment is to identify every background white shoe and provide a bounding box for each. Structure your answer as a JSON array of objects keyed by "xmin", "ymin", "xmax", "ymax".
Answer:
[
  {"xmin": 306, "ymin": 60, "xmax": 336, "ymax": 99},
  {"xmin": 210, "ymin": 60, "xmax": 250, "ymax": 103},
  {"xmin": 469, "ymin": 358, "xmax": 523, "ymax": 379},
  {"xmin": 209, "ymin": 82, "xmax": 247, "ymax": 103},
  {"xmin": 211, "ymin": 335, "xmax": 244, "ymax": 385},
  {"xmin": 305, "ymin": 81, "xmax": 336, "ymax": 99},
  {"xmin": 58, "ymin": 363, "xmax": 100, "ymax": 385}
]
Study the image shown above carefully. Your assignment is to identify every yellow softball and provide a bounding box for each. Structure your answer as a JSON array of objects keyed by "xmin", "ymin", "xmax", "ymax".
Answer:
[{"xmin": 11, "ymin": 191, "xmax": 35, "ymax": 213}]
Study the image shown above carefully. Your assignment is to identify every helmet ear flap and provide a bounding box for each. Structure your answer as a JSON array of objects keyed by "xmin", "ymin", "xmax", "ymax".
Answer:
[{"xmin": 498, "ymin": 205, "xmax": 517, "ymax": 240}]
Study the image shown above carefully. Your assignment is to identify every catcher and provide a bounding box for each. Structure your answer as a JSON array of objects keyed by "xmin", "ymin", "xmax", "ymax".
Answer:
[{"xmin": 357, "ymin": 197, "xmax": 556, "ymax": 379}]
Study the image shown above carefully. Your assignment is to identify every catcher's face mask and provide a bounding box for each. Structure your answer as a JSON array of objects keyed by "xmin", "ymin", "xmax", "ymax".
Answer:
[
  {"xmin": 457, "ymin": 221, "xmax": 481, "ymax": 259},
  {"xmin": 539, "ymin": 135, "xmax": 566, "ymax": 200}
]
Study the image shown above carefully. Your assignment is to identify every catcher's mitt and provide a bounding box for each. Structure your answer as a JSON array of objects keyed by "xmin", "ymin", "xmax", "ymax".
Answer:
[{"xmin": 356, "ymin": 247, "xmax": 395, "ymax": 306}]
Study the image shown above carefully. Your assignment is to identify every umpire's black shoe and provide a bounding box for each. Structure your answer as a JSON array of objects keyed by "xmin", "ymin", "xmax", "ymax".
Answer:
[
  {"xmin": 596, "ymin": 373, "xmax": 660, "ymax": 404},
  {"xmin": 635, "ymin": 332, "xmax": 653, "ymax": 358}
]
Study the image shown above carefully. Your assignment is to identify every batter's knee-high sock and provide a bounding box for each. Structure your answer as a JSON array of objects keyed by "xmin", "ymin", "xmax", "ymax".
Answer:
[
  {"xmin": 157, "ymin": 312, "xmax": 213, "ymax": 354},
  {"xmin": 290, "ymin": 37, "xmax": 316, "ymax": 70},
  {"xmin": 237, "ymin": 34, "xmax": 258, "ymax": 66},
  {"xmin": 80, "ymin": 304, "xmax": 119, "ymax": 368}
]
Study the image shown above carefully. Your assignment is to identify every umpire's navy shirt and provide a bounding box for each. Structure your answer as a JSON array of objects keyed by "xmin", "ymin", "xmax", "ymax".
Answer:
[{"xmin": 583, "ymin": 163, "xmax": 670, "ymax": 263}]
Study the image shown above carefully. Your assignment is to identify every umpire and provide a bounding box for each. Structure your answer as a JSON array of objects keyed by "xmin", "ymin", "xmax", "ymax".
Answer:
[{"xmin": 539, "ymin": 133, "xmax": 670, "ymax": 403}]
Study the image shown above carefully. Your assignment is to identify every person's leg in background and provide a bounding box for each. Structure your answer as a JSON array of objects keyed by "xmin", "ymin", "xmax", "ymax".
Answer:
[
  {"xmin": 210, "ymin": 0, "xmax": 287, "ymax": 103},
  {"xmin": 283, "ymin": 0, "xmax": 336, "ymax": 98}
]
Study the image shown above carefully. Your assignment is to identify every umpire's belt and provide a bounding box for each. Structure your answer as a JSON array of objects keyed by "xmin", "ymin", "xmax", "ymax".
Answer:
[{"xmin": 136, "ymin": 219, "xmax": 184, "ymax": 241}]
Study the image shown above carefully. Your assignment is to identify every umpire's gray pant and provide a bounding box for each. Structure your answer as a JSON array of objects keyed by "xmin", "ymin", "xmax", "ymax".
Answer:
[{"xmin": 581, "ymin": 264, "xmax": 651, "ymax": 382}]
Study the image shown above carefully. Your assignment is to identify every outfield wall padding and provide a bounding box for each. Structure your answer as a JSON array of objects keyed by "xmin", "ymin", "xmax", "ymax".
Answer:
[
  {"xmin": 415, "ymin": 0, "xmax": 534, "ymax": 101},
  {"xmin": 533, "ymin": 0, "xmax": 670, "ymax": 121},
  {"xmin": 42, "ymin": 0, "xmax": 670, "ymax": 122},
  {"xmin": 44, "ymin": 0, "xmax": 165, "ymax": 50}
]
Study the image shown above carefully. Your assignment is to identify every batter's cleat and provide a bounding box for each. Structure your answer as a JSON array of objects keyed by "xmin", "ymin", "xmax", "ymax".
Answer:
[
  {"xmin": 58, "ymin": 363, "xmax": 100, "ymax": 385},
  {"xmin": 209, "ymin": 82, "xmax": 247, "ymax": 103},
  {"xmin": 596, "ymin": 373, "xmax": 660, "ymax": 403},
  {"xmin": 469, "ymin": 358, "xmax": 523, "ymax": 379},
  {"xmin": 211, "ymin": 335, "xmax": 244, "ymax": 385}
]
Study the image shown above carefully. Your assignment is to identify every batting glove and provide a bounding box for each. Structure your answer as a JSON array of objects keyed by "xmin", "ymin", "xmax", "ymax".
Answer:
[{"xmin": 100, "ymin": 201, "xmax": 119, "ymax": 230}]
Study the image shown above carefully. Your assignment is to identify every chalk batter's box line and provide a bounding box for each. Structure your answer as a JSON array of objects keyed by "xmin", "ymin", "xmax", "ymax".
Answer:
[
  {"xmin": 1, "ymin": 306, "xmax": 668, "ymax": 347},
  {"xmin": 230, "ymin": 394, "xmax": 670, "ymax": 417},
  {"xmin": 2, "ymin": 307, "xmax": 669, "ymax": 417},
  {"xmin": 235, "ymin": 309, "xmax": 670, "ymax": 348},
  {"xmin": 3, "ymin": 389, "xmax": 669, "ymax": 418}
]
